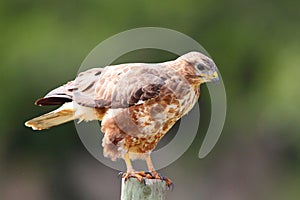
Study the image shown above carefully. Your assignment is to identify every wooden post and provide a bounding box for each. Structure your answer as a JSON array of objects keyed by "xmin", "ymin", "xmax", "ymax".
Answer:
[{"xmin": 121, "ymin": 178, "xmax": 168, "ymax": 200}]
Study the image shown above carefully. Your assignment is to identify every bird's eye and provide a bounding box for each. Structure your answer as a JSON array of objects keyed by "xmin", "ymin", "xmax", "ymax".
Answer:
[{"xmin": 197, "ymin": 64, "xmax": 206, "ymax": 71}]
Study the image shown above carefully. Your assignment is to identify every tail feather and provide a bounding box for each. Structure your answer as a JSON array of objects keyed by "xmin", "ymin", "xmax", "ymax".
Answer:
[{"xmin": 25, "ymin": 102, "xmax": 75, "ymax": 130}]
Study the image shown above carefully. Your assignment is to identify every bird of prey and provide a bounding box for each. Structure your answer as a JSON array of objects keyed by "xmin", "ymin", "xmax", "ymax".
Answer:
[{"xmin": 25, "ymin": 52, "xmax": 219, "ymax": 186}]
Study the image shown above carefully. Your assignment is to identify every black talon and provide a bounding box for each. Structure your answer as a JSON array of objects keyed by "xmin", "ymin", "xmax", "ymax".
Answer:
[
  {"xmin": 144, "ymin": 171, "xmax": 153, "ymax": 176},
  {"xmin": 142, "ymin": 178, "xmax": 146, "ymax": 185}
]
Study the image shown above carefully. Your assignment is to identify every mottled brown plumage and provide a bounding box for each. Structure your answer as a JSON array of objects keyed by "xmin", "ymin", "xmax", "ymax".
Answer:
[{"xmin": 25, "ymin": 51, "xmax": 219, "ymax": 186}]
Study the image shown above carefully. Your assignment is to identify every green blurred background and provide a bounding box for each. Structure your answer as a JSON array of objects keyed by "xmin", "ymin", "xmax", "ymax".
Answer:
[{"xmin": 1, "ymin": 0, "xmax": 300, "ymax": 199}]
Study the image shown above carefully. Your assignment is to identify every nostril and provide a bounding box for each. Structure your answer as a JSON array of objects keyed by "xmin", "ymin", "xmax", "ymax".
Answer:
[{"xmin": 211, "ymin": 72, "xmax": 218, "ymax": 78}]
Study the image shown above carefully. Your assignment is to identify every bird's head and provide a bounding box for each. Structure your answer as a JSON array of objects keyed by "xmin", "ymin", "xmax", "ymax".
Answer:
[{"xmin": 180, "ymin": 51, "xmax": 219, "ymax": 83}]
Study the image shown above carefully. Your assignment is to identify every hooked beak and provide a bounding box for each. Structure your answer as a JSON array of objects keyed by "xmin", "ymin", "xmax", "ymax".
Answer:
[
  {"xmin": 198, "ymin": 70, "xmax": 219, "ymax": 83},
  {"xmin": 211, "ymin": 71, "xmax": 219, "ymax": 82}
]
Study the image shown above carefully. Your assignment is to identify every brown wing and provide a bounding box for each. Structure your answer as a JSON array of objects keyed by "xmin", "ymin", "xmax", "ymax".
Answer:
[
  {"xmin": 35, "ymin": 64, "xmax": 167, "ymax": 108},
  {"xmin": 74, "ymin": 65, "xmax": 167, "ymax": 108}
]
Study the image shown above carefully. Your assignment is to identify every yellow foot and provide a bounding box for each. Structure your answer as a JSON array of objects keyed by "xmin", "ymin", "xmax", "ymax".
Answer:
[
  {"xmin": 119, "ymin": 171, "xmax": 173, "ymax": 188},
  {"xmin": 119, "ymin": 171, "xmax": 150, "ymax": 185}
]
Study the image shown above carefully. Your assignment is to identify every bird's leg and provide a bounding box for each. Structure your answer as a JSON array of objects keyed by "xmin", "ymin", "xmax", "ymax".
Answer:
[
  {"xmin": 145, "ymin": 152, "xmax": 156, "ymax": 173},
  {"xmin": 145, "ymin": 153, "xmax": 173, "ymax": 187},
  {"xmin": 124, "ymin": 152, "xmax": 134, "ymax": 174},
  {"xmin": 121, "ymin": 153, "xmax": 148, "ymax": 184}
]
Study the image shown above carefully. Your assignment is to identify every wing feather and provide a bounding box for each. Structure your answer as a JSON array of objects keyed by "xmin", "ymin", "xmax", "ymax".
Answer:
[{"xmin": 74, "ymin": 64, "xmax": 167, "ymax": 108}]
